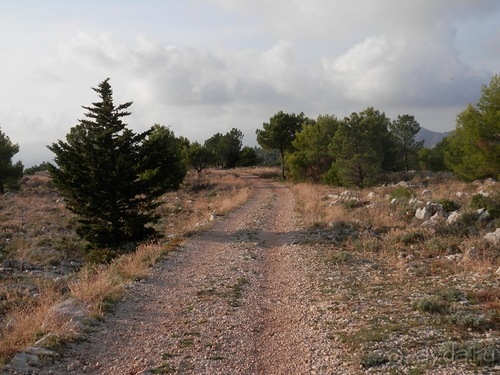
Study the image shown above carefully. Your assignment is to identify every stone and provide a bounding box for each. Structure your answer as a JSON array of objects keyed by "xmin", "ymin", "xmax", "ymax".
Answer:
[
  {"xmin": 484, "ymin": 228, "xmax": 500, "ymax": 246},
  {"xmin": 415, "ymin": 207, "xmax": 432, "ymax": 220},
  {"xmin": 50, "ymin": 298, "xmax": 90, "ymax": 331},
  {"xmin": 367, "ymin": 192, "xmax": 377, "ymax": 199},
  {"xmin": 9, "ymin": 352, "xmax": 39, "ymax": 372},
  {"xmin": 446, "ymin": 211, "xmax": 462, "ymax": 225},
  {"xmin": 421, "ymin": 189, "xmax": 432, "ymax": 196}
]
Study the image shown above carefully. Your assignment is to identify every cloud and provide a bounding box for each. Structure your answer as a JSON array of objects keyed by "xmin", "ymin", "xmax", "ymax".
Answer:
[{"xmin": 1, "ymin": 1, "xmax": 498, "ymax": 167}]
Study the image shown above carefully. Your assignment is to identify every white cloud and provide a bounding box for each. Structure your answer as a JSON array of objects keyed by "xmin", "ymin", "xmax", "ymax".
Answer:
[{"xmin": 0, "ymin": 0, "xmax": 498, "ymax": 167}]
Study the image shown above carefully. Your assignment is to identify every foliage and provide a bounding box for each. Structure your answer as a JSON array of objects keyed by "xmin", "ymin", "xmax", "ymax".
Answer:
[
  {"xmin": 417, "ymin": 136, "xmax": 451, "ymax": 172},
  {"xmin": 412, "ymin": 296, "xmax": 449, "ymax": 314},
  {"xmin": 238, "ymin": 146, "xmax": 260, "ymax": 167},
  {"xmin": 204, "ymin": 128, "xmax": 243, "ymax": 168},
  {"xmin": 389, "ymin": 114, "xmax": 424, "ymax": 171},
  {"xmin": 254, "ymin": 147, "xmax": 280, "ymax": 166},
  {"xmin": 434, "ymin": 199, "xmax": 460, "ymax": 213},
  {"xmin": 445, "ymin": 75, "xmax": 500, "ymax": 180},
  {"xmin": 286, "ymin": 114, "xmax": 340, "ymax": 182},
  {"xmin": 0, "ymin": 128, "xmax": 23, "ymax": 192},
  {"xmin": 47, "ymin": 79, "xmax": 185, "ymax": 250},
  {"xmin": 256, "ymin": 111, "xmax": 307, "ymax": 180},
  {"xmin": 24, "ymin": 162, "xmax": 51, "ymax": 175},
  {"xmin": 470, "ymin": 193, "xmax": 500, "ymax": 219},
  {"xmin": 186, "ymin": 142, "xmax": 214, "ymax": 173},
  {"xmin": 390, "ymin": 186, "xmax": 413, "ymax": 200},
  {"xmin": 328, "ymin": 107, "xmax": 394, "ymax": 187}
]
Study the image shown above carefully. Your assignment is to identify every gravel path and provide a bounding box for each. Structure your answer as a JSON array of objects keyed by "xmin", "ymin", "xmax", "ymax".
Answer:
[{"xmin": 35, "ymin": 173, "xmax": 352, "ymax": 375}]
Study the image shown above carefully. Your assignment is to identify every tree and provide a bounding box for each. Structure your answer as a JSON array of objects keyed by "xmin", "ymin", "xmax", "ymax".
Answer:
[
  {"xmin": 138, "ymin": 124, "xmax": 187, "ymax": 195},
  {"xmin": 0, "ymin": 128, "xmax": 23, "ymax": 193},
  {"xmin": 389, "ymin": 114, "xmax": 424, "ymax": 172},
  {"xmin": 418, "ymin": 137, "xmax": 451, "ymax": 172},
  {"xmin": 328, "ymin": 107, "xmax": 392, "ymax": 188},
  {"xmin": 286, "ymin": 114, "xmax": 340, "ymax": 182},
  {"xmin": 445, "ymin": 75, "xmax": 500, "ymax": 180},
  {"xmin": 205, "ymin": 128, "xmax": 243, "ymax": 168},
  {"xmin": 48, "ymin": 79, "xmax": 186, "ymax": 250},
  {"xmin": 238, "ymin": 146, "xmax": 260, "ymax": 167},
  {"xmin": 187, "ymin": 142, "xmax": 215, "ymax": 173},
  {"xmin": 256, "ymin": 111, "xmax": 306, "ymax": 180}
]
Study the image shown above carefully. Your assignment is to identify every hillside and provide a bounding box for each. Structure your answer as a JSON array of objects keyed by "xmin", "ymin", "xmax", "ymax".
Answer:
[
  {"xmin": 1, "ymin": 169, "xmax": 499, "ymax": 374},
  {"xmin": 417, "ymin": 127, "xmax": 453, "ymax": 148}
]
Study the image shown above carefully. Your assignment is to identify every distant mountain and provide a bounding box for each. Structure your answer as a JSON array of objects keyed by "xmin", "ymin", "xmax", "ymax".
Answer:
[{"xmin": 416, "ymin": 128, "xmax": 453, "ymax": 148}]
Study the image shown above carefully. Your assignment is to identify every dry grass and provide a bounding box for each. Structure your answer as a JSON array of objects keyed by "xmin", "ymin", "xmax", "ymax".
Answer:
[
  {"xmin": 292, "ymin": 174, "xmax": 499, "ymax": 371},
  {"xmin": 0, "ymin": 168, "xmax": 254, "ymax": 363}
]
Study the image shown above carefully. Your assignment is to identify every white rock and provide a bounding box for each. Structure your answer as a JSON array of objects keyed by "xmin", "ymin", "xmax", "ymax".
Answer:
[
  {"xmin": 367, "ymin": 192, "xmax": 377, "ymax": 199},
  {"xmin": 484, "ymin": 228, "xmax": 500, "ymax": 246},
  {"xmin": 446, "ymin": 211, "xmax": 462, "ymax": 225},
  {"xmin": 415, "ymin": 207, "xmax": 432, "ymax": 220},
  {"xmin": 421, "ymin": 189, "xmax": 432, "ymax": 196}
]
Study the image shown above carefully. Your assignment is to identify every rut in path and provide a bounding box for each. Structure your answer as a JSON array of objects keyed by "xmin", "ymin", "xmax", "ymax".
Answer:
[{"xmin": 37, "ymin": 175, "xmax": 349, "ymax": 375}]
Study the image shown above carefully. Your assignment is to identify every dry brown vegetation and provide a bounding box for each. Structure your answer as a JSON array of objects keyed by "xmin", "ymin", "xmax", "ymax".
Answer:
[
  {"xmin": 0, "ymin": 168, "xmax": 498, "ymax": 372},
  {"xmin": 0, "ymin": 169, "xmax": 252, "ymax": 363},
  {"xmin": 292, "ymin": 173, "xmax": 499, "ymax": 372}
]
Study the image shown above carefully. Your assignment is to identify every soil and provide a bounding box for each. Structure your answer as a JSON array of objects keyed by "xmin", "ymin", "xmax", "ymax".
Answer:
[{"xmin": 13, "ymin": 172, "xmax": 496, "ymax": 374}]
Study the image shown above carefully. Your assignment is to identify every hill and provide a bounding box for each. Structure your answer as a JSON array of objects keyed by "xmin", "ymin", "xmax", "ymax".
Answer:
[{"xmin": 416, "ymin": 127, "xmax": 453, "ymax": 148}]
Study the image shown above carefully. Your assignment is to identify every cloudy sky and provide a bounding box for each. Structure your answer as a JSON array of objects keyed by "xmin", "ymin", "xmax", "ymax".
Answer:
[{"xmin": 1, "ymin": 0, "xmax": 499, "ymax": 166}]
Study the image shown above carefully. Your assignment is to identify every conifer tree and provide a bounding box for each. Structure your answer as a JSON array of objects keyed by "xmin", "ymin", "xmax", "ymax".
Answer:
[
  {"xmin": 48, "ymin": 79, "xmax": 185, "ymax": 250},
  {"xmin": 0, "ymin": 128, "xmax": 23, "ymax": 193}
]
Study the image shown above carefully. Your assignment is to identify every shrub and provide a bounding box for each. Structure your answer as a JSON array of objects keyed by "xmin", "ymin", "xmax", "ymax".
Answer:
[
  {"xmin": 470, "ymin": 193, "xmax": 500, "ymax": 219},
  {"xmin": 390, "ymin": 186, "xmax": 413, "ymax": 200},
  {"xmin": 435, "ymin": 198, "xmax": 461, "ymax": 213},
  {"xmin": 412, "ymin": 296, "xmax": 449, "ymax": 314}
]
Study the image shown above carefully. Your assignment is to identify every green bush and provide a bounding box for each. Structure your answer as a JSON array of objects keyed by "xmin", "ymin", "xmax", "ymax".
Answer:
[
  {"xmin": 435, "ymin": 199, "xmax": 460, "ymax": 213},
  {"xmin": 390, "ymin": 186, "xmax": 413, "ymax": 200},
  {"xmin": 413, "ymin": 296, "xmax": 449, "ymax": 314},
  {"xmin": 470, "ymin": 194, "xmax": 500, "ymax": 219}
]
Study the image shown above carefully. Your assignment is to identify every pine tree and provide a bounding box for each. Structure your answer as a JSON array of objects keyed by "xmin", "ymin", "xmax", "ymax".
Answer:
[
  {"xmin": 0, "ymin": 128, "xmax": 23, "ymax": 193},
  {"xmin": 48, "ymin": 79, "xmax": 185, "ymax": 250}
]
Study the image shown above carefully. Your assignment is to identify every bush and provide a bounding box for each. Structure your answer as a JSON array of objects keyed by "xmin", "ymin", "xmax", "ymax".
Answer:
[
  {"xmin": 413, "ymin": 296, "xmax": 449, "ymax": 314},
  {"xmin": 390, "ymin": 186, "xmax": 413, "ymax": 200},
  {"xmin": 470, "ymin": 193, "xmax": 500, "ymax": 219},
  {"xmin": 435, "ymin": 199, "xmax": 460, "ymax": 213}
]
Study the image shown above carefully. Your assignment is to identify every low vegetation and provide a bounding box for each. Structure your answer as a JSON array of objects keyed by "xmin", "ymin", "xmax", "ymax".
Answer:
[
  {"xmin": 0, "ymin": 169, "xmax": 251, "ymax": 364},
  {"xmin": 292, "ymin": 172, "xmax": 499, "ymax": 372}
]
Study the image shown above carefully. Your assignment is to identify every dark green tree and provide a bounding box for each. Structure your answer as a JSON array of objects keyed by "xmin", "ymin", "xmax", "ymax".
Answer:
[
  {"xmin": 286, "ymin": 114, "xmax": 340, "ymax": 182},
  {"xmin": 187, "ymin": 142, "xmax": 215, "ymax": 173},
  {"xmin": 0, "ymin": 128, "xmax": 23, "ymax": 193},
  {"xmin": 204, "ymin": 128, "xmax": 243, "ymax": 168},
  {"xmin": 389, "ymin": 114, "xmax": 424, "ymax": 171},
  {"xmin": 256, "ymin": 111, "xmax": 306, "ymax": 180},
  {"xmin": 445, "ymin": 75, "xmax": 500, "ymax": 180},
  {"xmin": 138, "ymin": 124, "xmax": 187, "ymax": 195},
  {"xmin": 418, "ymin": 136, "xmax": 452, "ymax": 172},
  {"xmin": 48, "ymin": 79, "xmax": 185, "ymax": 250},
  {"xmin": 204, "ymin": 132, "xmax": 225, "ymax": 168},
  {"xmin": 238, "ymin": 146, "xmax": 260, "ymax": 167},
  {"xmin": 328, "ymin": 107, "xmax": 392, "ymax": 188}
]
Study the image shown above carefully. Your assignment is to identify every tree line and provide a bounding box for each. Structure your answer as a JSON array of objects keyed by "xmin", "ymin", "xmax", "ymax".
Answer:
[
  {"xmin": 0, "ymin": 75, "xmax": 498, "ymax": 253},
  {"xmin": 256, "ymin": 75, "xmax": 499, "ymax": 185}
]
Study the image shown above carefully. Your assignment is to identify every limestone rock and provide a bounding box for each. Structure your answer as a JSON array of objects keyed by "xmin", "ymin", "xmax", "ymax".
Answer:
[{"xmin": 484, "ymin": 228, "xmax": 500, "ymax": 246}]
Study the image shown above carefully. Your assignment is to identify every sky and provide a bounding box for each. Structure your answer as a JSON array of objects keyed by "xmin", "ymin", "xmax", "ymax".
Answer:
[{"xmin": 0, "ymin": 0, "xmax": 499, "ymax": 166}]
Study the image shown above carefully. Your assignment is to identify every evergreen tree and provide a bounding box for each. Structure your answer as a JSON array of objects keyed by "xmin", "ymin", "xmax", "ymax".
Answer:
[
  {"xmin": 256, "ymin": 111, "xmax": 306, "ymax": 180},
  {"xmin": 48, "ymin": 79, "xmax": 185, "ymax": 250},
  {"xmin": 389, "ymin": 114, "xmax": 424, "ymax": 171},
  {"xmin": 0, "ymin": 128, "xmax": 24, "ymax": 193},
  {"xmin": 328, "ymin": 107, "xmax": 392, "ymax": 188},
  {"xmin": 238, "ymin": 146, "xmax": 259, "ymax": 167},
  {"xmin": 286, "ymin": 114, "xmax": 339, "ymax": 182},
  {"xmin": 187, "ymin": 142, "xmax": 215, "ymax": 173},
  {"xmin": 445, "ymin": 75, "xmax": 500, "ymax": 180}
]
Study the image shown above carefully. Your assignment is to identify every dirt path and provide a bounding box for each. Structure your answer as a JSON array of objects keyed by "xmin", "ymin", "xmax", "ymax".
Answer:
[{"xmin": 35, "ymin": 173, "xmax": 350, "ymax": 375}]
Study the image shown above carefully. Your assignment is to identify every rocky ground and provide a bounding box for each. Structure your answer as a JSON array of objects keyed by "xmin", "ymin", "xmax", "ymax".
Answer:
[{"xmin": 2, "ymin": 171, "xmax": 499, "ymax": 374}]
